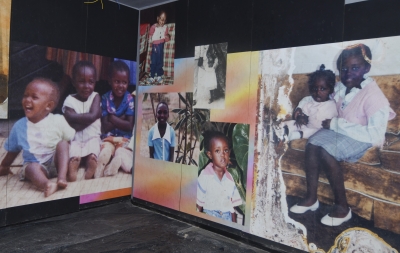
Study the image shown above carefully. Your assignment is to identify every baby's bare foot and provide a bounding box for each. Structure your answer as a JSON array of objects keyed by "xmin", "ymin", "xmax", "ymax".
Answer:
[
  {"xmin": 57, "ymin": 179, "xmax": 67, "ymax": 189},
  {"xmin": 85, "ymin": 156, "xmax": 97, "ymax": 180},
  {"xmin": 44, "ymin": 182, "xmax": 58, "ymax": 197},
  {"xmin": 68, "ymin": 157, "xmax": 80, "ymax": 182}
]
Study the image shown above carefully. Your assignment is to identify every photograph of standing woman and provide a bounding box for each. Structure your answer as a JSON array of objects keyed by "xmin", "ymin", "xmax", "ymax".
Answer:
[{"xmin": 193, "ymin": 43, "xmax": 227, "ymax": 110}]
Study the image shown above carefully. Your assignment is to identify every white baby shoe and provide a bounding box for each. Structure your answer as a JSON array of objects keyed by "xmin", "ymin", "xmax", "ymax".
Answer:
[
  {"xmin": 290, "ymin": 200, "xmax": 319, "ymax": 214},
  {"xmin": 321, "ymin": 208, "xmax": 352, "ymax": 226}
]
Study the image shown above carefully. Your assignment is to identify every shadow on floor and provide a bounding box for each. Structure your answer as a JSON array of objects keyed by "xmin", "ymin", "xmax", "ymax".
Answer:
[{"xmin": 0, "ymin": 200, "xmax": 270, "ymax": 253}]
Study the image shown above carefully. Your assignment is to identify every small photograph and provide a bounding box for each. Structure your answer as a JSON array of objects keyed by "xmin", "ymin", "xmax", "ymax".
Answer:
[
  {"xmin": 139, "ymin": 2, "xmax": 176, "ymax": 86},
  {"xmin": 193, "ymin": 42, "xmax": 227, "ymax": 110},
  {"xmin": 195, "ymin": 122, "xmax": 249, "ymax": 225},
  {"xmin": 140, "ymin": 93, "xmax": 203, "ymax": 164},
  {"xmin": 0, "ymin": 0, "xmax": 11, "ymax": 118},
  {"xmin": 3, "ymin": 42, "xmax": 135, "ymax": 207}
]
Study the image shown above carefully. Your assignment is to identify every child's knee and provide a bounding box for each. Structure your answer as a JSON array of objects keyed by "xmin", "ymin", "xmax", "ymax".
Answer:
[
  {"xmin": 56, "ymin": 140, "xmax": 70, "ymax": 154},
  {"xmin": 24, "ymin": 163, "xmax": 47, "ymax": 179},
  {"xmin": 56, "ymin": 140, "xmax": 69, "ymax": 149},
  {"xmin": 101, "ymin": 141, "xmax": 116, "ymax": 153}
]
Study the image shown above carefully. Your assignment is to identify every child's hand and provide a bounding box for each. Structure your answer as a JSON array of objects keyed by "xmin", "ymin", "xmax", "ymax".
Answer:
[
  {"xmin": 0, "ymin": 165, "xmax": 11, "ymax": 176},
  {"xmin": 166, "ymin": 34, "xmax": 171, "ymax": 40},
  {"xmin": 293, "ymin": 108, "xmax": 303, "ymax": 120},
  {"xmin": 295, "ymin": 113, "xmax": 309, "ymax": 128},
  {"xmin": 322, "ymin": 119, "xmax": 331, "ymax": 129}
]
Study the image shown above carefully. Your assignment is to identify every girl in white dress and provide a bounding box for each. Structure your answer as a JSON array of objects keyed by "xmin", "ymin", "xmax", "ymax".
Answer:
[
  {"xmin": 197, "ymin": 45, "xmax": 218, "ymax": 104},
  {"xmin": 63, "ymin": 61, "xmax": 102, "ymax": 181}
]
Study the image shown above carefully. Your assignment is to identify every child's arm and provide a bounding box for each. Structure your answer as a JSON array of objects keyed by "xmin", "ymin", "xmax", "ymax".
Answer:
[
  {"xmin": 105, "ymin": 114, "xmax": 134, "ymax": 133},
  {"xmin": 212, "ymin": 57, "xmax": 219, "ymax": 69},
  {"xmin": 169, "ymin": 127, "xmax": 175, "ymax": 162},
  {"xmin": 64, "ymin": 94, "xmax": 101, "ymax": 132},
  {"xmin": 295, "ymin": 113, "xmax": 309, "ymax": 128},
  {"xmin": 169, "ymin": 147, "xmax": 174, "ymax": 162},
  {"xmin": 149, "ymin": 146, "xmax": 155, "ymax": 158},
  {"xmin": 148, "ymin": 24, "xmax": 155, "ymax": 43},
  {"xmin": 0, "ymin": 152, "xmax": 19, "ymax": 176},
  {"xmin": 292, "ymin": 107, "xmax": 303, "ymax": 120}
]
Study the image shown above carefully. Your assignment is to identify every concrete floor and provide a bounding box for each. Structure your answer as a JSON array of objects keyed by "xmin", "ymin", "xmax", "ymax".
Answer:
[{"xmin": 0, "ymin": 200, "xmax": 271, "ymax": 253}]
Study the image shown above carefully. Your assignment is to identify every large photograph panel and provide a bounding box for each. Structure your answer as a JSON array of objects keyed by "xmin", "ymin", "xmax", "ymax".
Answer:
[
  {"xmin": 253, "ymin": 37, "xmax": 400, "ymax": 252},
  {"xmin": 4, "ymin": 42, "xmax": 134, "ymax": 207}
]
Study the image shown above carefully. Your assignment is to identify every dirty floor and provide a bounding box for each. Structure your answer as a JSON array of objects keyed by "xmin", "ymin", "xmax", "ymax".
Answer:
[{"xmin": 0, "ymin": 200, "xmax": 271, "ymax": 253}]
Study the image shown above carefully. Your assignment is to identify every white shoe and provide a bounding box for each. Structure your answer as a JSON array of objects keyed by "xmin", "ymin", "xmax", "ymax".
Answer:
[
  {"xmin": 156, "ymin": 76, "xmax": 163, "ymax": 83},
  {"xmin": 321, "ymin": 208, "xmax": 351, "ymax": 226},
  {"xmin": 290, "ymin": 200, "xmax": 319, "ymax": 214}
]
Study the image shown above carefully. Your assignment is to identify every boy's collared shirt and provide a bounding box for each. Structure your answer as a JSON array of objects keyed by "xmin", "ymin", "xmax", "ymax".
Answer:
[
  {"xmin": 197, "ymin": 163, "xmax": 242, "ymax": 213},
  {"xmin": 5, "ymin": 113, "xmax": 75, "ymax": 164},
  {"xmin": 148, "ymin": 122, "xmax": 175, "ymax": 161}
]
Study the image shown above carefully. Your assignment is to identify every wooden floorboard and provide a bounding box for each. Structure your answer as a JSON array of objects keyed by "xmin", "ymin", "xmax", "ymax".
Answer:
[{"xmin": 0, "ymin": 137, "xmax": 132, "ymax": 208}]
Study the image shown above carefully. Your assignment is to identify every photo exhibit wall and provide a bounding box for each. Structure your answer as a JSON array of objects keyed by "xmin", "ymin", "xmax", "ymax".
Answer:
[
  {"xmin": 0, "ymin": 0, "xmax": 139, "ymax": 225},
  {"xmin": 1, "ymin": 0, "xmax": 400, "ymax": 251},
  {"xmin": 132, "ymin": 0, "xmax": 400, "ymax": 252}
]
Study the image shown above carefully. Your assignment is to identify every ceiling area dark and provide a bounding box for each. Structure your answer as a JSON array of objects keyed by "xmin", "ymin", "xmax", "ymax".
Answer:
[{"xmin": 110, "ymin": 0, "xmax": 177, "ymax": 10}]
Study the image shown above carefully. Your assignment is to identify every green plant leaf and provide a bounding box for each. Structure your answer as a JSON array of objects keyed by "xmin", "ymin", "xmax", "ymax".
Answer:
[
  {"xmin": 178, "ymin": 93, "xmax": 189, "ymax": 107},
  {"xmin": 198, "ymin": 152, "xmax": 209, "ymax": 174},
  {"xmin": 175, "ymin": 115, "xmax": 189, "ymax": 130},
  {"xmin": 227, "ymin": 165, "xmax": 246, "ymax": 215},
  {"xmin": 176, "ymin": 156, "xmax": 184, "ymax": 163},
  {"xmin": 232, "ymin": 124, "xmax": 249, "ymax": 189},
  {"xmin": 190, "ymin": 159, "xmax": 198, "ymax": 167},
  {"xmin": 178, "ymin": 109, "xmax": 188, "ymax": 115},
  {"xmin": 172, "ymin": 108, "xmax": 182, "ymax": 113}
]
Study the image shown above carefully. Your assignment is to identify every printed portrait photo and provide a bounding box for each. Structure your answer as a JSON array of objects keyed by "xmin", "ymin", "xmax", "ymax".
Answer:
[
  {"xmin": 256, "ymin": 36, "xmax": 400, "ymax": 250},
  {"xmin": 140, "ymin": 92, "xmax": 208, "ymax": 165},
  {"xmin": 2, "ymin": 41, "xmax": 135, "ymax": 207},
  {"xmin": 193, "ymin": 42, "xmax": 227, "ymax": 110},
  {"xmin": 195, "ymin": 122, "xmax": 249, "ymax": 225},
  {"xmin": 139, "ymin": 2, "xmax": 176, "ymax": 86}
]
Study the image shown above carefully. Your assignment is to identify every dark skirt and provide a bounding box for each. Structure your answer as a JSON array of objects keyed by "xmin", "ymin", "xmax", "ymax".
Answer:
[{"xmin": 307, "ymin": 129, "xmax": 372, "ymax": 163}]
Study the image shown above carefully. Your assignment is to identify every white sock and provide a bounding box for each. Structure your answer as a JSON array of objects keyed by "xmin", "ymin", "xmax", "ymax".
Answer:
[{"xmin": 288, "ymin": 131, "xmax": 301, "ymax": 141}]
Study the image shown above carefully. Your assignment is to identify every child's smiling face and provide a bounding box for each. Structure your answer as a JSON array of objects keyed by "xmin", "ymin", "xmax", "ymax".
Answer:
[
  {"xmin": 340, "ymin": 55, "xmax": 370, "ymax": 89},
  {"xmin": 310, "ymin": 78, "xmax": 331, "ymax": 102},
  {"xmin": 156, "ymin": 103, "xmax": 169, "ymax": 125},
  {"xmin": 73, "ymin": 66, "xmax": 95, "ymax": 102},
  {"xmin": 110, "ymin": 70, "xmax": 129, "ymax": 99},
  {"xmin": 207, "ymin": 137, "xmax": 230, "ymax": 171},
  {"xmin": 157, "ymin": 12, "xmax": 166, "ymax": 27},
  {"xmin": 22, "ymin": 81, "xmax": 54, "ymax": 123}
]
